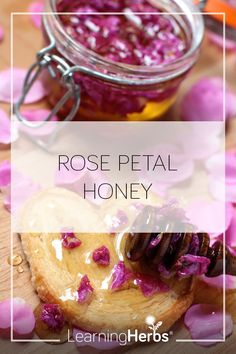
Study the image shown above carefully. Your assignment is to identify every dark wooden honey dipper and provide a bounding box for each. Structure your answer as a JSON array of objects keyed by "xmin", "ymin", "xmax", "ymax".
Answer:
[{"xmin": 126, "ymin": 206, "xmax": 236, "ymax": 277}]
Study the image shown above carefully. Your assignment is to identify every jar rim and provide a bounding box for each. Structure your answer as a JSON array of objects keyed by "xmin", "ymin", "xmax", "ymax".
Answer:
[{"xmin": 45, "ymin": 0, "xmax": 204, "ymax": 82}]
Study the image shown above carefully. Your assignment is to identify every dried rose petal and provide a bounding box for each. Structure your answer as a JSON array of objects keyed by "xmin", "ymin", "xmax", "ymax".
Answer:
[
  {"xmin": 77, "ymin": 275, "xmax": 94, "ymax": 303},
  {"xmin": 0, "ymin": 298, "xmax": 35, "ymax": 339},
  {"xmin": 34, "ymin": 303, "xmax": 69, "ymax": 342},
  {"xmin": 181, "ymin": 77, "xmax": 236, "ymax": 121},
  {"xmin": 41, "ymin": 304, "xmax": 65, "ymax": 332},
  {"xmin": 0, "ymin": 68, "xmax": 47, "ymax": 104},
  {"xmin": 28, "ymin": 1, "xmax": 44, "ymax": 29},
  {"xmin": 176, "ymin": 254, "xmax": 210, "ymax": 277},
  {"xmin": 0, "ymin": 160, "xmax": 10, "ymax": 188},
  {"xmin": 184, "ymin": 304, "xmax": 233, "ymax": 346},
  {"xmin": 61, "ymin": 232, "xmax": 82, "ymax": 249},
  {"xmin": 111, "ymin": 261, "xmax": 133, "ymax": 290},
  {"xmin": 135, "ymin": 274, "xmax": 169, "ymax": 297},
  {"xmin": 92, "ymin": 245, "xmax": 110, "ymax": 266}
]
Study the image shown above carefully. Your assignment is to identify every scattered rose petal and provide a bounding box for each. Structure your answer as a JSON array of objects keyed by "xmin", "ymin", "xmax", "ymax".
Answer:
[
  {"xmin": 184, "ymin": 304, "xmax": 233, "ymax": 346},
  {"xmin": 61, "ymin": 232, "xmax": 81, "ymax": 249},
  {"xmin": 0, "ymin": 160, "xmax": 11, "ymax": 188},
  {"xmin": 92, "ymin": 246, "xmax": 110, "ymax": 266},
  {"xmin": 0, "ymin": 298, "xmax": 35, "ymax": 339},
  {"xmin": 111, "ymin": 261, "xmax": 133, "ymax": 290},
  {"xmin": 135, "ymin": 274, "xmax": 169, "ymax": 297},
  {"xmin": 200, "ymin": 274, "xmax": 236, "ymax": 290},
  {"xmin": 0, "ymin": 68, "xmax": 47, "ymax": 104},
  {"xmin": 77, "ymin": 275, "xmax": 94, "ymax": 303},
  {"xmin": 28, "ymin": 1, "xmax": 44, "ymax": 29},
  {"xmin": 186, "ymin": 199, "xmax": 233, "ymax": 235},
  {"xmin": 41, "ymin": 304, "xmax": 65, "ymax": 332},
  {"xmin": 0, "ymin": 24, "xmax": 4, "ymax": 42},
  {"xmin": 176, "ymin": 255, "xmax": 210, "ymax": 277},
  {"xmin": 181, "ymin": 77, "xmax": 236, "ymax": 121},
  {"xmin": 73, "ymin": 327, "xmax": 120, "ymax": 350},
  {"xmin": 19, "ymin": 109, "xmax": 58, "ymax": 136}
]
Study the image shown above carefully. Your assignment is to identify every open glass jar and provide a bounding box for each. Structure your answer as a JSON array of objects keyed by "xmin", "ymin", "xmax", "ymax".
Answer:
[{"xmin": 15, "ymin": 0, "xmax": 204, "ymax": 123}]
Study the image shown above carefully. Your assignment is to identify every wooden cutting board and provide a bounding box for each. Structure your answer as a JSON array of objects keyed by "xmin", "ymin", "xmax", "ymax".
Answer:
[{"xmin": 0, "ymin": 1, "xmax": 236, "ymax": 353}]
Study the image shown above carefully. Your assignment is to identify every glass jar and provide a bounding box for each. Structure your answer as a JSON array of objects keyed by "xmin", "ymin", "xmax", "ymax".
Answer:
[{"xmin": 15, "ymin": 0, "xmax": 204, "ymax": 124}]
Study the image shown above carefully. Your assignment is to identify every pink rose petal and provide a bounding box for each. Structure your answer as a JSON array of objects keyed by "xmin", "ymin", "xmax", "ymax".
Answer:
[
  {"xmin": 0, "ymin": 109, "xmax": 18, "ymax": 144},
  {"xmin": 28, "ymin": 1, "xmax": 44, "ymax": 29},
  {"xmin": 77, "ymin": 275, "xmax": 94, "ymax": 303},
  {"xmin": 73, "ymin": 327, "xmax": 120, "ymax": 350},
  {"xmin": 61, "ymin": 232, "xmax": 82, "ymax": 249},
  {"xmin": 200, "ymin": 274, "xmax": 236, "ymax": 290},
  {"xmin": 0, "ymin": 68, "xmax": 47, "ymax": 104},
  {"xmin": 4, "ymin": 166, "xmax": 41, "ymax": 214},
  {"xmin": 135, "ymin": 274, "xmax": 169, "ymax": 297},
  {"xmin": 184, "ymin": 304, "xmax": 233, "ymax": 346},
  {"xmin": 0, "ymin": 109, "xmax": 11, "ymax": 144},
  {"xmin": 217, "ymin": 206, "xmax": 236, "ymax": 248},
  {"xmin": 181, "ymin": 77, "xmax": 236, "ymax": 121},
  {"xmin": 0, "ymin": 298, "xmax": 35, "ymax": 339},
  {"xmin": 185, "ymin": 199, "xmax": 233, "ymax": 236},
  {"xmin": 0, "ymin": 24, "xmax": 4, "ymax": 42},
  {"xmin": 92, "ymin": 246, "xmax": 110, "ymax": 266},
  {"xmin": 206, "ymin": 150, "xmax": 236, "ymax": 203},
  {"xmin": 111, "ymin": 261, "xmax": 133, "ymax": 290},
  {"xmin": 0, "ymin": 160, "xmax": 11, "ymax": 188}
]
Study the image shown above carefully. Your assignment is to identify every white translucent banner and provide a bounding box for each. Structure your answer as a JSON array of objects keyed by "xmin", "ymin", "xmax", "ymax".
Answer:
[{"xmin": 11, "ymin": 121, "xmax": 225, "ymax": 233}]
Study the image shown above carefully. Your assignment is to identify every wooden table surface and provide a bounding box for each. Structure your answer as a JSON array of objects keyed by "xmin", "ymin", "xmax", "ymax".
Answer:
[{"xmin": 0, "ymin": 1, "xmax": 236, "ymax": 353}]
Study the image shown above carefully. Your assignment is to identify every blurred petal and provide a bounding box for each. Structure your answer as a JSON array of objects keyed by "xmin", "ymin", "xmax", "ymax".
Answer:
[
  {"xmin": 0, "ymin": 68, "xmax": 47, "ymax": 104},
  {"xmin": 28, "ymin": 1, "xmax": 44, "ymax": 29},
  {"xmin": 0, "ymin": 298, "xmax": 35, "ymax": 339},
  {"xmin": 206, "ymin": 150, "xmax": 236, "ymax": 202},
  {"xmin": 184, "ymin": 304, "xmax": 233, "ymax": 346},
  {"xmin": 0, "ymin": 160, "xmax": 10, "ymax": 188},
  {"xmin": 185, "ymin": 199, "xmax": 233, "ymax": 235},
  {"xmin": 0, "ymin": 109, "xmax": 18, "ymax": 144},
  {"xmin": 181, "ymin": 77, "xmax": 236, "ymax": 121},
  {"xmin": 200, "ymin": 274, "xmax": 236, "ymax": 290}
]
